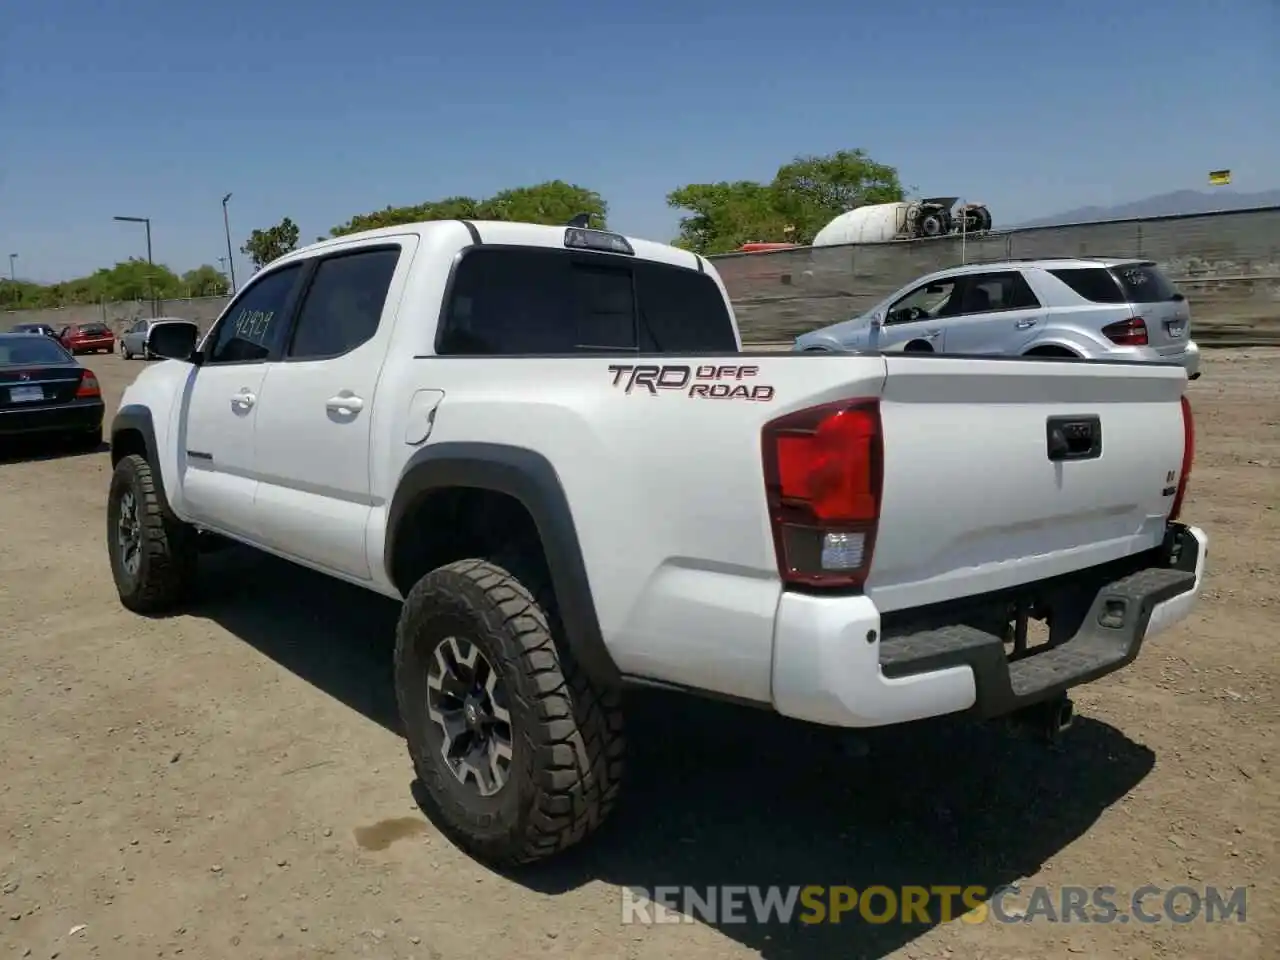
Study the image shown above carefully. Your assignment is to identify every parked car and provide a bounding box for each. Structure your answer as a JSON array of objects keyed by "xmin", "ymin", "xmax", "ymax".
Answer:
[
  {"xmin": 8, "ymin": 322, "xmax": 58, "ymax": 337},
  {"xmin": 106, "ymin": 220, "xmax": 1203, "ymax": 868},
  {"xmin": 119, "ymin": 317, "xmax": 200, "ymax": 360},
  {"xmin": 793, "ymin": 257, "xmax": 1201, "ymax": 380},
  {"xmin": 0, "ymin": 332, "xmax": 104, "ymax": 448},
  {"xmin": 58, "ymin": 322, "xmax": 116, "ymax": 355}
]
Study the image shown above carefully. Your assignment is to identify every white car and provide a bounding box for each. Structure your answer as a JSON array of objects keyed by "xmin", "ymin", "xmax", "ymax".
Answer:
[
  {"xmin": 118, "ymin": 317, "xmax": 199, "ymax": 360},
  {"xmin": 105, "ymin": 219, "xmax": 1206, "ymax": 867},
  {"xmin": 794, "ymin": 257, "xmax": 1201, "ymax": 380}
]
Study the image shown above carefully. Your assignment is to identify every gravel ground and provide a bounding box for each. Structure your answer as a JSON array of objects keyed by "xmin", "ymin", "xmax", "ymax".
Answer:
[{"xmin": 1, "ymin": 349, "xmax": 1276, "ymax": 960}]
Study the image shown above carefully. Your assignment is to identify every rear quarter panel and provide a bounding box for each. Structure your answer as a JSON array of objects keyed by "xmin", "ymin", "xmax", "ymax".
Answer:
[{"xmin": 373, "ymin": 354, "xmax": 888, "ymax": 702}]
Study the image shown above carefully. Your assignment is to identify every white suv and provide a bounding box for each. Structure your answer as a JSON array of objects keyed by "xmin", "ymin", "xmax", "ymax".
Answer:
[{"xmin": 794, "ymin": 257, "xmax": 1201, "ymax": 379}]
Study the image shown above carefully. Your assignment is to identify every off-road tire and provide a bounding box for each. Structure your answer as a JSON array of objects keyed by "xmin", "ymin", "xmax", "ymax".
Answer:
[
  {"xmin": 107, "ymin": 454, "xmax": 199, "ymax": 613},
  {"xmin": 395, "ymin": 557, "xmax": 625, "ymax": 867}
]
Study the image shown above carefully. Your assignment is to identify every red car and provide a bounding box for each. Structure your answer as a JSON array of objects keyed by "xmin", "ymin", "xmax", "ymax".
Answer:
[{"xmin": 58, "ymin": 322, "xmax": 116, "ymax": 355}]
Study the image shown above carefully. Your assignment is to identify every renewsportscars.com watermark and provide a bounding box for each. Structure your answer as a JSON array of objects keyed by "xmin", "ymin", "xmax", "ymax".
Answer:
[{"xmin": 620, "ymin": 884, "xmax": 1248, "ymax": 926}]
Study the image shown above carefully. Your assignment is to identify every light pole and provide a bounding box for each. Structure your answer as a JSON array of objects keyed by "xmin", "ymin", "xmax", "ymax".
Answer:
[
  {"xmin": 222, "ymin": 193, "xmax": 237, "ymax": 295},
  {"xmin": 7, "ymin": 253, "xmax": 15, "ymax": 282},
  {"xmin": 113, "ymin": 215, "xmax": 155, "ymax": 318}
]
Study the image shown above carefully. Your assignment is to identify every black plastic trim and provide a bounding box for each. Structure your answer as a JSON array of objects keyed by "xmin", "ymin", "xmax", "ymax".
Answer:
[
  {"xmin": 110, "ymin": 405, "xmax": 176, "ymax": 516},
  {"xmin": 457, "ymin": 220, "xmax": 482, "ymax": 245},
  {"xmin": 385, "ymin": 441, "xmax": 620, "ymax": 688},
  {"xmin": 878, "ymin": 524, "xmax": 1201, "ymax": 718}
]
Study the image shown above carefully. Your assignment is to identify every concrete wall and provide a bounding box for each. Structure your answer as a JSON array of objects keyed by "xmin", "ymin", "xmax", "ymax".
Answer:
[
  {"xmin": 710, "ymin": 205, "xmax": 1280, "ymax": 343},
  {"xmin": 7, "ymin": 206, "xmax": 1279, "ymax": 345},
  {"xmin": 3, "ymin": 295, "xmax": 231, "ymax": 337}
]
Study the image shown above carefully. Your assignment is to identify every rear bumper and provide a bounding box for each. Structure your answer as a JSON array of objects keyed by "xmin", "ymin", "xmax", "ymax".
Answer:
[
  {"xmin": 68, "ymin": 338, "xmax": 114, "ymax": 352},
  {"xmin": 770, "ymin": 523, "xmax": 1207, "ymax": 727},
  {"xmin": 0, "ymin": 399, "xmax": 105, "ymax": 437}
]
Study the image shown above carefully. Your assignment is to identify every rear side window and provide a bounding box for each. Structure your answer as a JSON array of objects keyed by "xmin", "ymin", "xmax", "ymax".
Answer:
[
  {"xmin": 287, "ymin": 247, "xmax": 400, "ymax": 359},
  {"xmin": 1109, "ymin": 263, "xmax": 1181, "ymax": 303},
  {"xmin": 436, "ymin": 248, "xmax": 736, "ymax": 355},
  {"xmin": 962, "ymin": 271, "xmax": 1041, "ymax": 311},
  {"xmin": 1047, "ymin": 268, "xmax": 1126, "ymax": 304}
]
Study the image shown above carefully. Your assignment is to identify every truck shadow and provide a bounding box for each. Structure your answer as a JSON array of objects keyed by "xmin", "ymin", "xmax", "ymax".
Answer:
[{"xmin": 193, "ymin": 546, "xmax": 1156, "ymax": 960}]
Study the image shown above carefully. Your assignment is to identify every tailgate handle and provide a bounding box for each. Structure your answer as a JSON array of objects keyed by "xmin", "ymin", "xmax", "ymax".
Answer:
[{"xmin": 1046, "ymin": 415, "xmax": 1102, "ymax": 462}]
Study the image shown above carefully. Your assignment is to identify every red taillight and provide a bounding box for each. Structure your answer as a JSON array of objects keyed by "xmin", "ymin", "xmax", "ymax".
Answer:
[
  {"xmin": 1168, "ymin": 394, "xmax": 1194, "ymax": 522},
  {"xmin": 762, "ymin": 399, "xmax": 883, "ymax": 589},
  {"xmin": 76, "ymin": 370, "xmax": 101, "ymax": 398},
  {"xmin": 1102, "ymin": 317, "xmax": 1148, "ymax": 346}
]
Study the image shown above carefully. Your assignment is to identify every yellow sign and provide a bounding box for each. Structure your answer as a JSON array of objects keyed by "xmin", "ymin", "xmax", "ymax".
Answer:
[{"xmin": 1209, "ymin": 170, "xmax": 1231, "ymax": 186}]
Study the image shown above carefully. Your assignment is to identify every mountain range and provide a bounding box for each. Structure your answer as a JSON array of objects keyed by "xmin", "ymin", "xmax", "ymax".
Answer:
[{"xmin": 1012, "ymin": 188, "xmax": 1280, "ymax": 229}]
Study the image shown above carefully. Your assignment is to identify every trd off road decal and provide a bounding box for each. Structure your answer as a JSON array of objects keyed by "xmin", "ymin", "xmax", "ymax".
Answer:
[{"xmin": 607, "ymin": 364, "xmax": 775, "ymax": 401}]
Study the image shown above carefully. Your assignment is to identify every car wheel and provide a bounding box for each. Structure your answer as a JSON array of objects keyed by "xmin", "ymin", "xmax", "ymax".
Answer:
[
  {"xmin": 122, "ymin": 344, "xmax": 132, "ymax": 359},
  {"xmin": 395, "ymin": 557, "xmax": 624, "ymax": 867},
  {"xmin": 107, "ymin": 454, "xmax": 199, "ymax": 613}
]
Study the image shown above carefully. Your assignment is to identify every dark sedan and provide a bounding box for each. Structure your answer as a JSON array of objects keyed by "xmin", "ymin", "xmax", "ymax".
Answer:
[
  {"xmin": 8, "ymin": 322, "xmax": 58, "ymax": 337},
  {"xmin": 0, "ymin": 333, "xmax": 104, "ymax": 448}
]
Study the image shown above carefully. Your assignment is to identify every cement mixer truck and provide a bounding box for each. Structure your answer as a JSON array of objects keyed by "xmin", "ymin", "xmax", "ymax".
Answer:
[{"xmin": 811, "ymin": 197, "xmax": 992, "ymax": 246}]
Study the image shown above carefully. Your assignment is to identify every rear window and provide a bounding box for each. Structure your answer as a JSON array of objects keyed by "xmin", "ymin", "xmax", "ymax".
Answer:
[
  {"xmin": 1046, "ymin": 268, "xmax": 1126, "ymax": 304},
  {"xmin": 1109, "ymin": 263, "xmax": 1182, "ymax": 303},
  {"xmin": 0, "ymin": 337, "xmax": 72, "ymax": 365},
  {"xmin": 79, "ymin": 323, "xmax": 111, "ymax": 335},
  {"xmin": 436, "ymin": 248, "xmax": 737, "ymax": 355}
]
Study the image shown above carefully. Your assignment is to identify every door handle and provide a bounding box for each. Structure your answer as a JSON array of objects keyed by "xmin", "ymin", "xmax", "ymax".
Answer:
[
  {"xmin": 326, "ymin": 394, "xmax": 364, "ymax": 414},
  {"xmin": 231, "ymin": 390, "xmax": 256, "ymax": 409},
  {"xmin": 1015, "ymin": 318, "xmax": 1038, "ymax": 329}
]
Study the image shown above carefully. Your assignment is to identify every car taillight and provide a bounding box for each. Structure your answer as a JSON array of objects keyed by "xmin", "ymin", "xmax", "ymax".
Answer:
[
  {"xmin": 762, "ymin": 399, "xmax": 882, "ymax": 589},
  {"xmin": 76, "ymin": 370, "xmax": 101, "ymax": 398},
  {"xmin": 1168, "ymin": 394, "xmax": 1194, "ymax": 522},
  {"xmin": 1102, "ymin": 317, "xmax": 1148, "ymax": 346}
]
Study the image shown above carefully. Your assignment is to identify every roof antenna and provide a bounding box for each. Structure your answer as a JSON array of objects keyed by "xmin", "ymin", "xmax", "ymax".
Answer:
[{"xmin": 566, "ymin": 213, "xmax": 592, "ymax": 228}]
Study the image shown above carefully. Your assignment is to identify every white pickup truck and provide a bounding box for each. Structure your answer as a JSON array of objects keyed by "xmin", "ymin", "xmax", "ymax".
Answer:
[{"xmin": 105, "ymin": 219, "xmax": 1207, "ymax": 867}]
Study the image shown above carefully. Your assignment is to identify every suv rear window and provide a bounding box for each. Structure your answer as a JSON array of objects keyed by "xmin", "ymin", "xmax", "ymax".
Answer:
[
  {"xmin": 1046, "ymin": 268, "xmax": 1126, "ymax": 303},
  {"xmin": 436, "ymin": 247, "xmax": 737, "ymax": 355},
  {"xmin": 1108, "ymin": 262, "xmax": 1182, "ymax": 303},
  {"xmin": 1049, "ymin": 264, "xmax": 1182, "ymax": 305}
]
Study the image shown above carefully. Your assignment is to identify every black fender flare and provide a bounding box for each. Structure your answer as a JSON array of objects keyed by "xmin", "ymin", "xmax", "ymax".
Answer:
[
  {"xmin": 110, "ymin": 404, "xmax": 176, "ymax": 516},
  {"xmin": 385, "ymin": 442, "xmax": 621, "ymax": 689}
]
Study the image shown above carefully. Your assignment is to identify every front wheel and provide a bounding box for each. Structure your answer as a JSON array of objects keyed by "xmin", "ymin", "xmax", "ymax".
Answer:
[
  {"xmin": 395, "ymin": 558, "xmax": 624, "ymax": 867},
  {"xmin": 107, "ymin": 454, "xmax": 199, "ymax": 613}
]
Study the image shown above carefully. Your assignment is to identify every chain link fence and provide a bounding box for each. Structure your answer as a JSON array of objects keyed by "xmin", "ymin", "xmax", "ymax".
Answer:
[
  {"xmin": 6, "ymin": 207, "xmax": 1279, "ymax": 345},
  {"xmin": 712, "ymin": 205, "xmax": 1280, "ymax": 343}
]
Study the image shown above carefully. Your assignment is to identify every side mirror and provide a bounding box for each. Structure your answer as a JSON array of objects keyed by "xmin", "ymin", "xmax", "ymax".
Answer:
[{"xmin": 149, "ymin": 322, "xmax": 201, "ymax": 363}]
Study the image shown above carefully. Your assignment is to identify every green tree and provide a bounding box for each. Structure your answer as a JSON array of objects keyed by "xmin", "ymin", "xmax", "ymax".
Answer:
[
  {"xmin": 182, "ymin": 265, "xmax": 230, "ymax": 298},
  {"xmin": 241, "ymin": 216, "xmax": 300, "ymax": 270},
  {"xmin": 666, "ymin": 148, "xmax": 905, "ymax": 254},
  {"xmin": 328, "ymin": 181, "xmax": 606, "ymax": 237}
]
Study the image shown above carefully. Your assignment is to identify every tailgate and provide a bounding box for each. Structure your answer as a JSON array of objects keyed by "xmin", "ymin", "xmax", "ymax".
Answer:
[{"xmin": 867, "ymin": 355, "xmax": 1188, "ymax": 612}]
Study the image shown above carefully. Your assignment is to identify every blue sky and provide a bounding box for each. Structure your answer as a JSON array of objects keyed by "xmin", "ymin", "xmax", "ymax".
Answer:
[{"xmin": 2, "ymin": 0, "xmax": 1276, "ymax": 284}]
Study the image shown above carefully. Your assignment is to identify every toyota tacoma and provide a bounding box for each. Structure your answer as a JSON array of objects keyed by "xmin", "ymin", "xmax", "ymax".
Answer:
[{"xmin": 105, "ymin": 219, "xmax": 1207, "ymax": 867}]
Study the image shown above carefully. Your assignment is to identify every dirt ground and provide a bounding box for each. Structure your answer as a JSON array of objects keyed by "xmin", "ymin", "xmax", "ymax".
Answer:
[{"xmin": 1, "ymin": 349, "xmax": 1276, "ymax": 960}]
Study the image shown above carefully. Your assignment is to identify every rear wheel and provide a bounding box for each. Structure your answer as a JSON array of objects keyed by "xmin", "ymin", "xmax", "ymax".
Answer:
[
  {"xmin": 107, "ymin": 454, "xmax": 199, "ymax": 613},
  {"xmin": 395, "ymin": 557, "xmax": 624, "ymax": 867}
]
